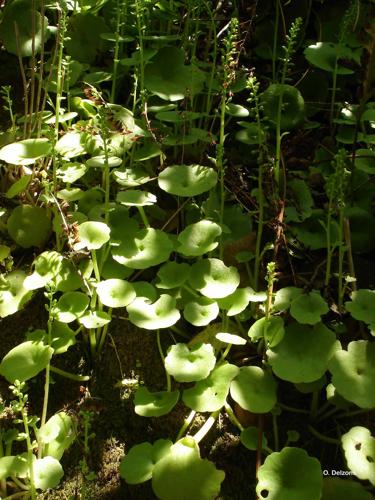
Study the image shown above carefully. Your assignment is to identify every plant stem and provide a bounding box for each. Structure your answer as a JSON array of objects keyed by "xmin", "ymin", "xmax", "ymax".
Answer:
[
  {"xmin": 176, "ymin": 410, "xmax": 196, "ymax": 441},
  {"xmin": 50, "ymin": 365, "xmax": 90, "ymax": 381},
  {"xmin": 308, "ymin": 425, "xmax": 340, "ymax": 445},
  {"xmin": 156, "ymin": 330, "xmax": 171, "ymax": 392},
  {"xmin": 278, "ymin": 402, "xmax": 310, "ymax": 415},
  {"xmin": 53, "ymin": 7, "xmax": 67, "ymax": 191},
  {"xmin": 137, "ymin": 206, "xmax": 150, "ymax": 228},
  {"xmin": 224, "ymin": 402, "xmax": 244, "ymax": 431},
  {"xmin": 39, "ymin": 292, "xmax": 54, "ymax": 458},
  {"xmin": 19, "ymin": 404, "xmax": 36, "ymax": 499},
  {"xmin": 193, "ymin": 410, "xmax": 220, "ymax": 444},
  {"xmin": 337, "ymin": 205, "xmax": 345, "ymax": 311}
]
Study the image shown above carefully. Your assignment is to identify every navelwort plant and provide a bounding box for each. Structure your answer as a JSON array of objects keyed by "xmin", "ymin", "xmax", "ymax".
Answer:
[{"xmin": 0, "ymin": 0, "xmax": 374, "ymax": 498}]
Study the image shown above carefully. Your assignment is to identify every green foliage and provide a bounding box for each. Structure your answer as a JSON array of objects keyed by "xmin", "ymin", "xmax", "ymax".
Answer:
[
  {"xmin": 256, "ymin": 448, "xmax": 323, "ymax": 500},
  {"xmin": 0, "ymin": 1, "xmax": 374, "ymax": 497}
]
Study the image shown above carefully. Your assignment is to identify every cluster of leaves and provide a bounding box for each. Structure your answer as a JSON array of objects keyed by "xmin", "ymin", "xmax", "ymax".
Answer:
[{"xmin": 0, "ymin": 0, "xmax": 374, "ymax": 499}]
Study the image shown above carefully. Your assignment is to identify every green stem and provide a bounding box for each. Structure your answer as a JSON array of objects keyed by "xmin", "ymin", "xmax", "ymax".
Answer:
[
  {"xmin": 156, "ymin": 330, "xmax": 171, "ymax": 392},
  {"xmin": 254, "ymin": 161, "xmax": 264, "ymax": 290},
  {"xmin": 91, "ymin": 250, "xmax": 101, "ymax": 283},
  {"xmin": 278, "ymin": 402, "xmax": 310, "ymax": 415},
  {"xmin": 193, "ymin": 410, "xmax": 220, "ymax": 444},
  {"xmin": 308, "ymin": 425, "xmax": 340, "ymax": 445},
  {"xmin": 53, "ymin": 8, "xmax": 67, "ymax": 191},
  {"xmin": 335, "ymin": 408, "xmax": 372, "ymax": 419},
  {"xmin": 50, "ymin": 365, "xmax": 90, "ymax": 381},
  {"xmin": 137, "ymin": 206, "xmax": 150, "ymax": 228},
  {"xmin": 97, "ymin": 307, "xmax": 113, "ymax": 354},
  {"xmin": 315, "ymin": 405, "xmax": 341, "ymax": 424},
  {"xmin": 218, "ymin": 95, "xmax": 227, "ymax": 260},
  {"xmin": 325, "ymin": 200, "xmax": 333, "ymax": 288},
  {"xmin": 224, "ymin": 402, "xmax": 244, "ymax": 431},
  {"xmin": 337, "ymin": 205, "xmax": 345, "ymax": 312},
  {"xmin": 20, "ymin": 405, "xmax": 36, "ymax": 499},
  {"xmin": 176, "ymin": 410, "xmax": 196, "ymax": 441},
  {"xmin": 39, "ymin": 293, "xmax": 54, "ymax": 458},
  {"xmin": 110, "ymin": 0, "xmax": 122, "ymax": 103},
  {"xmin": 330, "ymin": 62, "xmax": 338, "ymax": 127}
]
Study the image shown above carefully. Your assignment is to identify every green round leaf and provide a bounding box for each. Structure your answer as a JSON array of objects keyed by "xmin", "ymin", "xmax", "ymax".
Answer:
[
  {"xmin": 240, "ymin": 427, "xmax": 268, "ymax": 451},
  {"xmin": 165, "ymin": 343, "xmax": 216, "ymax": 382},
  {"xmin": 290, "ymin": 291, "xmax": 329, "ymax": 325},
  {"xmin": 215, "ymin": 332, "xmax": 246, "ymax": 345},
  {"xmin": 183, "ymin": 298, "xmax": 219, "ymax": 326},
  {"xmin": 112, "ymin": 228, "xmax": 173, "ymax": 269},
  {"xmin": 256, "ymin": 447, "xmax": 322, "ymax": 500},
  {"xmin": 127, "ymin": 295, "xmax": 180, "ymax": 329},
  {"xmin": 0, "ymin": 270, "xmax": 33, "ymax": 318},
  {"xmin": 248, "ymin": 316, "xmax": 285, "ymax": 348},
  {"xmin": 34, "ymin": 456, "xmax": 64, "ymax": 490},
  {"xmin": 341, "ymin": 426, "xmax": 375, "ymax": 485},
  {"xmin": 230, "ymin": 366, "xmax": 277, "ymax": 413},
  {"xmin": 0, "ymin": 341, "xmax": 53, "ymax": 383},
  {"xmin": 0, "ymin": 1, "xmax": 48, "ymax": 57},
  {"xmin": 0, "ymin": 139, "xmax": 51, "ymax": 165},
  {"xmin": 55, "ymin": 131, "xmax": 86, "ymax": 159},
  {"xmin": 345, "ymin": 289, "xmax": 375, "ymax": 324},
  {"xmin": 225, "ymin": 103, "xmax": 249, "ymax": 117},
  {"xmin": 354, "ymin": 149, "xmax": 375, "ymax": 174},
  {"xmin": 328, "ymin": 340, "xmax": 375, "ymax": 409},
  {"xmin": 235, "ymin": 122, "xmax": 265, "ymax": 145},
  {"xmin": 273, "ymin": 287, "xmax": 302, "ymax": 312},
  {"xmin": 120, "ymin": 440, "xmax": 173, "ymax": 484},
  {"xmin": 267, "ymin": 323, "xmax": 340, "ymax": 383},
  {"xmin": 76, "ymin": 221, "xmax": 111, "ymax": 250},
  {"xmin": 96, "ymin": 279, "xmax": 136, "ymax": 308},
  {"xmin": 65, "ymin": 13, "xmax": 109, "ymax": 63},
  {"xmin": 304, "ymin": 42, "xmax": 360, "ymax": 74},
  {"xmin": 53, "ymin": 259, "xmax": 83, "ymax": 292},
  {"xmin": 217, "ymin": 288, "xmax": 253, "ymax": 316},
  {"xmin": 8, "ymin": 205, "xmax": 51, "ymax": 248},
  {"xmin": 48, "ymin": 322, "xmax": 76, "ymax": 355},
  {"xmin": 189, "ymin": 258, "xmax": 240, "ymax": 299},
  {"xmin": 294, "ymin": 375, "xmax": 327, "ymax": 394},
  {"xmin": 132, "ymin": 282, "xmax": 158, "ymax": 302},
  {"xmin": 24, "ymin": 251, "xmax": 63, "ymax": 290},
  {"xmin": 322, "ymin": 477, "xmax": 374, "ymax": 500},
  {"xmin": 134, "ymin": 387, "xmax": 180, "ymax": 417},
  {"xmin": 113, "ymin": 166, "xmax": 151, "ymax": 187},
  {"xmin": 144, "ymin": 46, "xmax": 205, "ymax": 101},
  {"xmin": 0, "ymin": 455, "xmax": 28, "ymax": 480},
  {"xmin": 53, "ymin": 291, "xmax": 90, "ymax": 323},
  {"xmin": 86, "ymin": 155, "xmax": 122, "ymax": 168},
  {"xmin": 152, "ymin": 437, "xmax": 225, "ymax": 500},
  {"xmin": 177, "ymin": 220, "xmax": 222, "ymax": 256},
  {"xmin": 182, "ymin": 363, "xmax": 239, "ymax": 412},
  {"xmin": 39, "ymin": 412, "xmax": 75, "ymax": 460},
  {"xmin": 78, "ymin": 310, "xmax": 111, "ymax": 329},
  {"xmin": 158, "ymin": 165, "xmax": 218, "ymax": 197},
  {"xmin": 156, "ymin": 262, "xmax": 190, "ymax": 289},
  {"xmin": 117, "ymin": 190, "xmax": 157, "ymax": 206},
  {"xmin": 57, "ymin": 162, "xmax": 88, "ymax": 183},
  {"xmin": 260, "ymin": 84, "xmax": 305, "ymax": 130},
  {"xmin": 5, "ymin": 174, "xmax": 32, "ymax": 199}
]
